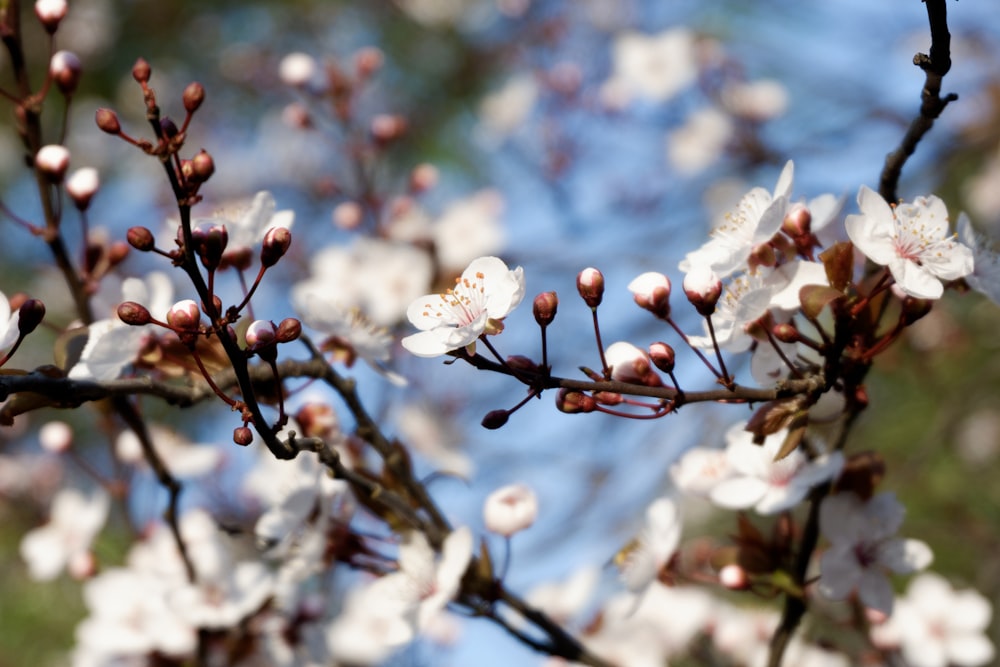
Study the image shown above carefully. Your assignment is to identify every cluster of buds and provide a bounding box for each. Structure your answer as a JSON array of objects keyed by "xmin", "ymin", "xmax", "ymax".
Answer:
[
  {"xmin": 95, "ymin": 59, "xmax": 212, "ymax": 203},
  {"xmin": 244, "ymin": 318, "xmax": 302, "ymax": 363}
]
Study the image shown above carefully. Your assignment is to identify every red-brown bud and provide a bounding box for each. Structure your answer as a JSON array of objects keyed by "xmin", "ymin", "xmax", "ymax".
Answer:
[
  {"xmin": 505, "ymin": 355, "xmax": 541, "ymax": 373},
  {"xmin": 233, "ymin": 426, "xmax": 253, "ymax": 446},
  {"xmin": 260, "ymin": 227, "xmax": 292, "ymax": 267},
  {"xmin": 532, "ymin": 291, "xmax": 558, "ymax": 327},
  {"xmin": 354, "ymin": 46, "xmax": 384, "ymax": 79},
  {"xmin": 772, "ymin": 323, "xmax": 800, "ymax": 344},
  {"xmin": 192, "ymin": 223, "xmax": 227, "ymax": 271},
  {"xmin": 648, "ymin": 341, "xmax": 675, "ymax": 374},
  {"xmin": 182, "ymin": 82, "xmax": 205, "ymax": 113},
  {"xmin": 117, "ymin": 301, "xmax": 152, "ymax": 326},
  {"xmin": 782, "ymin": 203, "xmax": 812, "ymax": 238},
  {"xmin": 576, "ymin": 267, "xmax": 604, "ymax": 308},
  {"xmin": 132, "ymin": 57, "xmax": 151, "ymax": 84},
  {"xmin": 95, "ymin": 108, "xmax": 121, "ymax": 135},
  {"xmin": 481, "ymin": 409, "xmax": 510, "ymax": 430},
  {"xmin": 276, "ymin": 317, "xmax": 302, "ymax": 343},
  {"xmin": 159, "ymin": 116, "xmax": 179, "ymax": 139},
  {"xmin": 17, "ymin": 299, "xmax": 46, "ymax": 335},
  {"xmin": 127, "ymin": 226, "xmax": 155, "ymax": 251},
  {"xmin": 191, "ymin": 149, "xmax": 215, "ymax": 183},
  {"xmin": 296, "ymin": 403, "xmax": 340, "ymax": 439},
  {"xmin": 167, "ymin": 300, "xmax": 201, "ymax": 330},
  {"xmin": 555, "ymin": 389, "xmax": 597, "ymax": 414},
  {"xmin": 108, "ymin": 241, "xmax": 130, "ymax": 267}
]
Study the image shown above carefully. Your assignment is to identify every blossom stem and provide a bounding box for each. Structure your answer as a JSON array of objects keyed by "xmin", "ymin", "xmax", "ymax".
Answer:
[
  {"xmin": 850, "ymin": 268, "xmax": 892, "ymax": 318},
  {"xmin": 591, "ymin": 308, "xmax": 611, "ymax": 379},
  {"xmin": 189, "ymin": 344, "xmax": 238, "ymax": 408},
  {"xmin": 763, "ymin": 327, "xmax": 804, "ymax": 379},
  {"xmin": 666, "ymin": 316, "xmax": 725, "ymax": 381},
  {"xmin": 704, "ymin": 315, "xmax": 733, "ymax": 389}
]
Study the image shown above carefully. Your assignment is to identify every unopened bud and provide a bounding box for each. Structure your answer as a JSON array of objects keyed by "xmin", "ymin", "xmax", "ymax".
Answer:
[
  {"xmin": 279, "ymin": 52, "xmax": 317, "ymax": 88},
  {"xmin": 556, "ymin": 389, "xmax": 597, "ymax": 414},
  {"xmin": 159, "ymin": 116, "xmax": 179, "ymax": 139},
  {"xmin": 782, "ymin": 203, "xmax": 812, "ymax": 238},
  {"xmin": 49, "ymin": 50, "xmax": 82, "ymax": 95},
  {"xmin": 117, "ymin": 301, "xmax": 152, "ymax": 326},
  {"xmin": 648, "ymin": 341, "xmax": 675, "ymax": 373},
  {"xmin": 167, "ymin": 299, "xmax": 201, "ymax": 330},
  {"xmin": 354, "ymin": 47, "xmax": 384, "ymax": 79},
  {"xmin": 17, "ymin": 299, "xmax": 46, "ymax": 335},
  {"xmin": 748, "ymin": 242, "xmax": 776, "ymax": 271},
  {"xmin": 95, "ymin": 108, "xmax": 121, "ymax": 135},
  {"xmin": 532, "ymin": 291, "xmax": 558, "ymax": 327},
  {"xmin": 296, "ymin": 403, "xmax": 340, "ymax": 439},
  {"xmin": 192, "ymin": 223, "xmax": 227, "ymax": 270},
  {"xmin": 66, "ymin": 168, "xmax": 99, "ymax": 210},
  {"xmin": 577, "ymin": 267, "xmax": 604, "ymax": 308},
  {"xmin": 481, "ymin": 409, "xmax": 510, "ymax": 430},
  {"xmin": 35, "ymin": 144, "xmax": 70, "ymax": 182},
  {"xmin": 505, "ymin": 355, "xmax": 541, "ymax": 373},
  {"xmin": 683, "ymin": 265, "xmax": 723, "ymax": 316},
  {"xmin": 132, "ymin": 57, "xmax": 151, "ymax": 84},
  {"xmin": 234, "ymin": 426, "xmax": 253, "ymax": 446},
  {"xmin": 332, "ymin": 201, "xmax": 364, "ymax": 230},
  {"xmin": 276, "ymin": 317, "xmax": 302, "ymax": 343},
  {"xmin": 627, "ymin": 272, "xmax": 671, "ymax": 319},
  {"xmin": 409, "ymin": 163, "xmax": 439, "ymax": 193},
  {"xmin": 483, "ymin": 483, "xmax": 538, "ymax": 536},
  {"xmin": 260, "ymin": 227, "xmax": 292, "ymax": 267},
  {"xmin": 35, "ymin": 0, "xmax": 68, "ymax": 33},
  {"xmin": 182, "ymin": 82, "xmax": 205, "ymax": 113},
  {"xmin": 606, "ymin": 341, "xmax": 660, "ymax": 386},
  {"xmin": 190, "ymin": 149, "xmax": 215, "ymax": 183},
  {"xmin": 370, "ymin": 114, "xmax": 407, "ymax": 142},
  {"xmin": 719, "ymin": 564, "xmax": 749, "ymax": 590},
  {"xmin": 108, "ymin": 241, "xmax": 130, "ymax": 267},
  {"xmin": 245, "ymin": 319, "xmax": 277, "ymax": 348},
  {"xmin": 127, "ymin": 226, "xmax": 155, "ymax": 251},
  {"xmin": 772, "ymin": 323, "xmax": 800, "ymax": 344},
  {"xmin": 39, "ymin": 420, "xmax": 73, "ymax": 453}
]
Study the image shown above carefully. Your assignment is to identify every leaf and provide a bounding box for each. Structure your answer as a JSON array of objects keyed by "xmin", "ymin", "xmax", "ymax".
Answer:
[
  {"xmin": 799, "ymin": 284, "xmax": 846, "ymax": 319},
  {"xmin": 819, "ymin": 241, "xmax": 854, "ymax": 291},
  {"xmin": 773, "ymin": 421, "xmax": 807, "ymax": 462}
]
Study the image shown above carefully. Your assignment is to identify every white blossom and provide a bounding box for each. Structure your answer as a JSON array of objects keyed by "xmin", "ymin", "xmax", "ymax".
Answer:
[{"xmin": 20, "ymin": 487, "xmax": 109, "ymax": 580}]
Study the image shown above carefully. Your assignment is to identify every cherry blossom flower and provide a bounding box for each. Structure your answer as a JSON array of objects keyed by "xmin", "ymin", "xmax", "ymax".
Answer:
[
  {"xmin": 19, "ymin": 486, "xmax": 109, "ymax": 580},
  {"xmin": 402, "ymin": 256, "xmax": 525, "ymax": 357},
  {"xmin": 669, "ymin": 446, "xmax": 734, "ymax": 497},
  {"xmin": 116, "ymin": 425, "xmax": 223, "ymax": 477},
  {"xmin": 483, "ymin": 483, "xmax": 538, "ymax": 537},
  {"xmin": 432, "ymin": 190, "xmax": 506, "ymax": 273},
  {"xmin": 845, "ymin": 185, "xmax": 973, "ymax": 299},
  {"xmin": 526, "ymin": 566, "xmax": 600, "ymax": 626},
  {"xmin": 708, "ymin": 422, "xmax": 843, "ymax": 515},
  {"xmin": 818, "ymin": 491, "xmax": 933, "ymax": 615},
  {"xmin": 367, "ymin": 527, "xmax": 473, "ymax": 633},
  {"xmin": 958, "ymin": 213, "xmax": 1000, "ymax": 306},
  {"xmin": 667, "ymin": 106, "xmax": 734, "ymax": 175},
  {"xmin": 871, "ymin": 572, "xmax": 994, "ymax": 667},
  {"xmin": 680, "ymin": 161, "xmax": 794, "ymax": 279},
  {"xmin": 479, "ymin": 74, "xmax": 538, "ymax": 140},
  {"xmin": 604, "ymin": 28, "xmax": 697, "ymax": 106},
  {"xmin": 616, "ymin": 496, "xmax": 682, "ymax": 593}
]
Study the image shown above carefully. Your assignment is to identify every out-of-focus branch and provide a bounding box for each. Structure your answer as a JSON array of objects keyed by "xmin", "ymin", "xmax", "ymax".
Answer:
[{"xmin": 878, "ymin": 0, "xmax": 957, "ymax": 203}]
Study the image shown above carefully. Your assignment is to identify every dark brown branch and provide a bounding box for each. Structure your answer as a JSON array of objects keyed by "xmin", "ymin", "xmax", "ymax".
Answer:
[{"xmin": 878, "ymin": 0, "xmax": 958, "ymax": 203}]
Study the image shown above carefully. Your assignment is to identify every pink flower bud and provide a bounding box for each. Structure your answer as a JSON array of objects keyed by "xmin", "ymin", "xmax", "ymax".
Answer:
[
  {"xmin": 353, "ymin": 47, "xmax": 384, "ymax": 79},
  {"xmin": 719, "ymin": 564, "xmax": 749, "ymax": 590},
  {"xmin": 34, "ymin": 0, "xmax": 67, "ymax": 33},
  {"xmin": 192, "ymin": 223, "xmax": 228, "ymax": 270},
  {"xmin": 370, "ymin": 114, "xmax": 408, "ymax": 142},
  {"xmin": 275, "ymin": 317, "xmax": 302, "ymax": 343},
  {"xmin": 233, "ymin": 426, "xmax": 253, "ymax": 446},
  {"xmin": 409, "ymin": 163, "xmax": 439, "ymax": 193},
  {"xmin": 648, "ymin": 342, "xmax": 675, "ymax": 373},
  {"xmin": 190, "ymin": 150, "xmax": 215, "ymax": 183},
  {"xmin": 245, "ymin": 319, "xmax": 277, "ymax": 348},
  {"xmin": 39, "ymin": 420, "xmax": 73, "ymax": 453},
  {"xmin": 628, "ymin": 271, "xmax": 671, "ymax": 319},
  {"xmin": 35, "ymin": 144, "xmax": 70, "ymax": 182},
  {"xmin": 782, "ymin": 202, "xmax": 812, "ymax": 238},
  {"xmin": 279, "ymin": 52, "xmax": 317, "ymax": 87},
  {"xmin": 332, "ymin": 201, "xmax": 364, "ymax": 230},
  {"xmin": 682, "ymin": 265, "xmax": 722, "ymax": 316},
  {"xmin": 483, "ymin": 483, "xmax": 538, "ymax": 537},
  {"xmin": 261, "ymin": 227, "xmax": 292, "ymax": 267},
  {"xmin": 556, "ymin": 389, "xmax": 596, "ymax": 414},
  {"xmin": 132, "ymin": 57, "xmax": 151, "ymax": 84},
  {"xmin": 577, "ymin": 267, "xmax": 604, "ymax": 308},
  {"xmin": 532, "ymin": 291, "xmax": 558, "ymax": 327},
  {"xmin": 66, "ymin": 168, "xmax": 99, "ymax": 210},
  {"xmin": 605, "ymin": 341, "xmax": 661, "ymax": 386},
  {"xmin": 95, "ymin": 108, "xmax": 121, "ymax": 135},
  {"xmin": 49, "ymin": 50, "xmax": 82, "ymax": 94},
  {"xmin": 182, "ymin": 82, "xmax": 205, "ymax": 113},
  {"xmin": 127, "ymin": 226, "xmax": 155, "ymax": 251},
  {"xmin": 167, "ymin": 300, "xmax": 201, "ymax": 330}
]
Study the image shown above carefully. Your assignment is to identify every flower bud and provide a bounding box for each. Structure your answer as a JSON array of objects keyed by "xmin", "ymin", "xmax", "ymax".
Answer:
[
  {"xmin": 772, "ymin": 322, "xmax": 800, "ymax": 344},
  {"xmin": 483, "ymin": 483, "xmax": 538, "ymax": 537},
  {"xmin": 35, "ymin": 0, "xmax": 68, "ymax": 33},
  {"xmin": 95, "ymin": 108, "xmax": 121, "ymax": 135},
  {"xmin": 39, "ymin": 420, "xmax": 73, "ymax": 453},
  {"xmin": 682, "ymin": 265, "xmax": 723, "ymax": 316},
  {"xmin": 127, "ymin": 226, "xmax": 155, "ymax": 251},
  {"xmin": 159, "ymin": 116, "xmax": 179, "ymax": 139},
  {"xmin": 132, "ymin": 57, "xmax": 151, "ymax": 84},
  {"xmin": 532, "ymin": 291, "xmax": 558, "ymax": 327},
  {"xmin": 505, "ymin": 355, "xmax": 541, "ymax": 373},
  {"xmin": 117, "ymin": 301, "xmax": 152, "ymax": 326},
  {"xmin": 409, "ymin": 163, "xmax": 439, "ymax": 193},
  {"xmin": 49, "ymin": 50, "xmax": 82, "ymax": 95},
  {"xmin": 296, "ymin": 403, "xmax": 340, "ymax": 439},
  {"xmin": 192, "ymin": 223, "xmax": 228, "ymax": 270},
  {"xmin": 282, "ymin": 102, "xmax": 312, "ymax": 130},
  {"xmin": 190, "ymin": 149, "xmax": 215, "ymax": 183},
  {"xmin": 719, "ymin": 564, "xmax": 749, "ymax": 590},
  {"xmin": 167, "ymin": 300, "xmax": 201, "ymax": 330},
  {"xmin": 748, "ymin": 242, "xmax": 776, "ymax": 272},
  {"xmin": 577, "ymin": 267, "xmax": 604, "ymax": 308},
  {"xmin": 275, "ymin": 317, "xmax": 302, "ymax": 343},
  {"xmin": 233, "ymin": 426, "xmax": 253, "ymax": 446},
  {"xmin": 628, "ymin": 272, "xmax": 671, "ymax": 319},
  {"xmin": 353, "ymin": 46, "xmax": 384, "ymax": 79},
  {"xmin": 245, "ymin": 319, "xmax": 277, "ymax": 348},
  {"xmin": 182, "ymin": 82, "xmax": 205, "ymax": 113},
  {"xmin": 17, "ymin": 299, "xmax": 46, "ymax": 335},
  {"xmin": 279, "ymin": 52, "xmax": 317, "ymax": 88},
  {"xmin": 66, "ymin": 168, "xmax": 99, "ymax": 210},
  {"xmin": 556, "ymin": 389, "xmax": 596, "ymax": 414},
  {"xmin": 648, "ymin": 341, "xmax": 675, "ymax": 374},
  {"xmin": 332, "ymin": 201, "xmax": 364, "ymax": 230},
  {"xmin": 782, "ymin": 202, "xmax": 811, "ymax": 238},
  {"xmin": 35, "ymin": 144, "xmax": 70, "ymax": 182},
  {"xmin": 370, "ymin": 114, "xmax": 408, "ymax": 143},
  {"xmin": 260, "ymin": 227, "xmax": 292, "ymax": 267},
  {"xmin": 481, "ymin": 409, "xmax": 510, "ymax": 430},
  {"xmin": 605, "ymin": 341, "xmax": 661, "ymax": 386}
]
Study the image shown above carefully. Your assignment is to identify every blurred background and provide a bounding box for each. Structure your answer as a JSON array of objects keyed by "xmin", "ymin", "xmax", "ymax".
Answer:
[{"xmin": 2, "ymin": 0, "xmax": 1000, "ymax": 665}]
